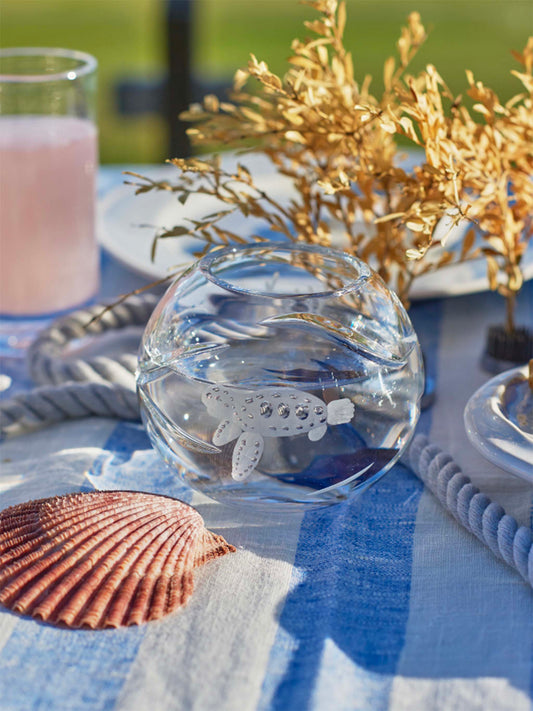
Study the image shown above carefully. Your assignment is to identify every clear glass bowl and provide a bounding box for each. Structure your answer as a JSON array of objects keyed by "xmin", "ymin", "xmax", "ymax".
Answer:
[
  {"xmin": 464, "ymin": 364, "xmax": 533, "ymax": 482},
  {"xmin": 137, "ymin": 243, "xmax": 424, "ymax": 511}
]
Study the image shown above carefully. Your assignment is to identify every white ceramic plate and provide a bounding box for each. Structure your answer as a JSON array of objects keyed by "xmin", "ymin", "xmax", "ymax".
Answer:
[
  {"xmin": 410, "ymin": 229, "xmax": 533, "ymax": 299},
  {"xmin": 97, "ymin": 153, "xmax": 293, "ymax": 283},
  {"xmin": 98, "ymin": 155, "xmax": 533, "ymax": 298},
  {"xmin": 464, "ymin": 365, "xmax": 533, "ymax": 482}
]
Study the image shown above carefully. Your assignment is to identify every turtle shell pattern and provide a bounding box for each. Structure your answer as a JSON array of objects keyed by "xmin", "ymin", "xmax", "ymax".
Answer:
[{"xmin": 202, "ymin": 386, "xmax": 328, "ymax": 438}]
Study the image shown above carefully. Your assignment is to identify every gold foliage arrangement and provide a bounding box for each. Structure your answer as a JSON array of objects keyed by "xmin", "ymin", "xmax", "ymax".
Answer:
[
  {"xmin": 390, "ymin": 38, "xmax": 533, "ymax": 329},
  {"xmin": 128, "ymin": 0, "xmax": 533, "ymax": 325}
]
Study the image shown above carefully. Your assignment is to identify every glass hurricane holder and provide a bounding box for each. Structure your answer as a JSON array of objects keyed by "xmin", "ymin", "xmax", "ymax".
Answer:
[
  {"xmin": 0, "ymin": 48, "xmax": 99, "ymax": 354},
  {"xmin": 137, "ymin": 243, "xmax": 424, "ymax": 512}
]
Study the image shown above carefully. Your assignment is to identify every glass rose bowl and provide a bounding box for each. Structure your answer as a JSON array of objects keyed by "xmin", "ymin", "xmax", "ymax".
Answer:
[{"xmin": 137, "ymin": 243, "xmax": 424, "ymax": 511}]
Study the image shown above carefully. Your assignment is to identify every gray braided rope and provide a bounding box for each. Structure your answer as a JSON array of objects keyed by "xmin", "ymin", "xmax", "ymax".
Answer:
[
  {"xmin": 0, "ymin": 294, "xmax": 158, "ymax": 437},
  {"xmin": 408, "ymin": 434, "xmax": 533, "ymax": 587},
  {"xmin": 27, "ymin": 293, "xmax": 159, "ymax": 389},
  {"xmin": 1, "ymin": 382, "xmax": 140, "ymax": 437}
]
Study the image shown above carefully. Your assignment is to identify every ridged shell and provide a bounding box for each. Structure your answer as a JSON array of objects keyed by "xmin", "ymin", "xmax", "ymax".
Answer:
[{"xmin": 0, "ymin": 490, "xmax": 235, "ymax": 629}]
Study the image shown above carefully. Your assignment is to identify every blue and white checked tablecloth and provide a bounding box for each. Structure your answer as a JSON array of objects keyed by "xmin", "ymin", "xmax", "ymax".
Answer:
[{"xmin": 0, "ymin": 167, "xmax": 532, "ymax": 711}]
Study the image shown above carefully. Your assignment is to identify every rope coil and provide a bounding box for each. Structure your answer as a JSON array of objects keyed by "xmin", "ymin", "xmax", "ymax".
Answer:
[
  {"xmin": 27, "ymin": 294, "xmax": 159, "ymax": 388},
  {"xmin": 1, "ymin": 295, "xmax": 156, "ymax": 437}
]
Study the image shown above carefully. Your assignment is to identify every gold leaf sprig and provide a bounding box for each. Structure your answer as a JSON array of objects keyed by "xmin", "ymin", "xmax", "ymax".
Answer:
[{"xmin": 394, "ymin": 37, "xmax": 533, "ymax": 330}]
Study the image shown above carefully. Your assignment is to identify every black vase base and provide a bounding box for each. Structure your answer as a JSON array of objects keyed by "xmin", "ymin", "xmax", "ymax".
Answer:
[{"xmin": 481, "ymin": 325, "xmax": 533, "ymax": 374}]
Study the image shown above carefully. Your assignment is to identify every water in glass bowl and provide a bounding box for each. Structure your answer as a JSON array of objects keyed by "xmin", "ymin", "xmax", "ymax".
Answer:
[{"xmin": 137, "ymin": 244, "xmax": 424, "ymax": 511}]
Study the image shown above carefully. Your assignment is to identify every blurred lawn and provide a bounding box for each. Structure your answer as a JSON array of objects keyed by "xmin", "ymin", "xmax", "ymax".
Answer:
[
  {"xmin": 2, "ymin": 0, "xmax": 532, "ymax": 163},
  {"xmin": 2, "ymin": 0, "xmax": 167, "ymax": 163}
]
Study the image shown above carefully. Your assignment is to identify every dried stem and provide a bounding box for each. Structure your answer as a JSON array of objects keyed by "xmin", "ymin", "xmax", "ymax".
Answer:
[{"xmin": 506, "ymin": 291, "xmax": 516, "ymax": 334}]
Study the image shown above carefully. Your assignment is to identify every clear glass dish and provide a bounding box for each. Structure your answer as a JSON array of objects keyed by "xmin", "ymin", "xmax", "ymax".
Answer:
[
  {"xmin": 137, "ymin": 243, "xmax": 424, "ymax": 511},
  {"xmin": 464, "ymin": 364, "xmax": 533, "ymax": 481}
]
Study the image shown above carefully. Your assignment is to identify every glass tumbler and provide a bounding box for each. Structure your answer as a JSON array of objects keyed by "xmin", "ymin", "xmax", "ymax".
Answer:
[
  {"xmin": 0, "ymin": 48, "xmax": 99, "ymax": 353},
  {"xmin": 137, "ymin": 243, "xmax": 424, "ymax": 511}
]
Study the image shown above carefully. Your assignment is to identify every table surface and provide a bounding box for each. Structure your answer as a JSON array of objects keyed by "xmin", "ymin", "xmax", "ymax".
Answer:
[{"xmin": 0, "ymin": 167, "xmax": 532, "ymax": 711}]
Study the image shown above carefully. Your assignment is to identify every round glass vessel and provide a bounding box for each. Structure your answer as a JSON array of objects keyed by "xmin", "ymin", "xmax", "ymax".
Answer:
[{"xmin": 137, "ymin": 243, "xmax": 424, "ymax": 510}]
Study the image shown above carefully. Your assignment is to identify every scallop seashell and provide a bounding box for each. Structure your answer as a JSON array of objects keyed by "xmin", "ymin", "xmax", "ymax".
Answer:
[{"xmin": 0, "ymin": 490, "xmax": 235, "ymax": 629}]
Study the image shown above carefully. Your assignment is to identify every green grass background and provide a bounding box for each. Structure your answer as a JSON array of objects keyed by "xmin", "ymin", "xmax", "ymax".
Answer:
[{"xmin": 2, "ymin": 0, "xmax": 531, "ymax": 163}]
